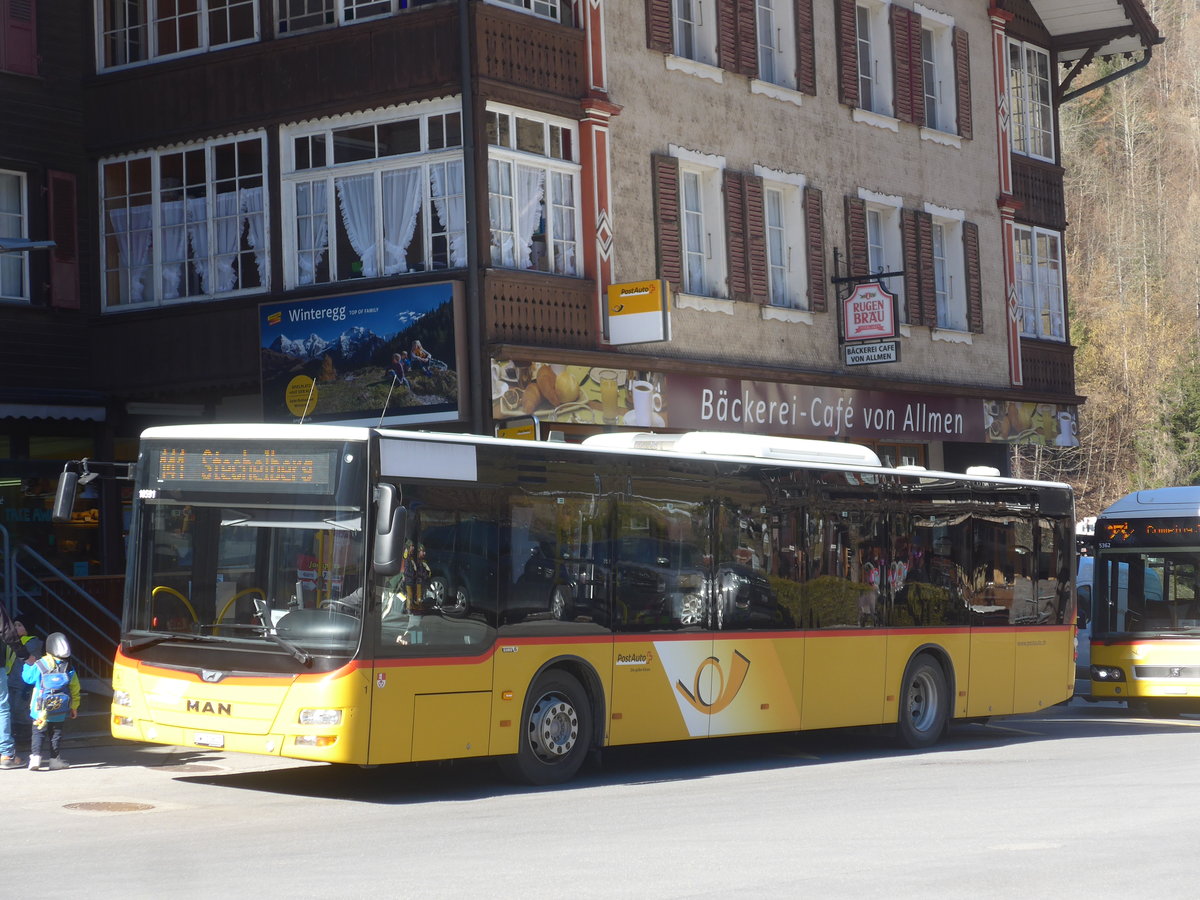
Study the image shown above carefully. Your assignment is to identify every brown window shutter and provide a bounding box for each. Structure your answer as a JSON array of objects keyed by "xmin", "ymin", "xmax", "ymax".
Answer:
[
  {"xmin": 745, "ymin": 174, "xmax": 768, "ymax": 303},
  {"xmin": 645, "ymin": 0, "xmax": 673, "ymax": 54},
  {"xmin": 794, "ymin": 0, "xmax": 817, "ymax": 95},
  {"xmin": 964, "ymin": 220, "xmax": 983, "ymax": 332},
  {"xmin": 953, "ymin": 27, "xmax": 972, "ymax": 140},
  {"xmin": 804, "ymin": 185, "xmax": 826, "ymax": 312},
  {"xmin": 844, "ymin": 195, "xmax": 868, "ymax": 277},
  {"xmin": 724, "ymin": 171, "xmax": 749, "ymax": 301},
  {"xmin": 48, "ymin": 170, "xmax": 80, "ymax": 310},
  {"xmin": 901, "ymin": 208, "xmax": 921, "ymax": 323},
  {"xmin": 736, "ymin": 0, "xmax": 758, "ymax": 76},
  {"xmin": 917, "ymin": 211, "xmax": 935, "ymax": 325},
  {"xmin": 652, "ymin": 154, "xmax": 683, "ymax": 291},
  {"xmin": 835, "ymin": 0, "xmax": 859, "ymax": 107},
  {"xmin": 2, "ymin": 0, "xmax": 38, "ymax": 76},
  {"xmin": 717, "ymin": 0, "xmax": 738, "ymax": 72},
  {"xmin": 891, "ymin": 5, "xmax": 923, "ymax": 126}
]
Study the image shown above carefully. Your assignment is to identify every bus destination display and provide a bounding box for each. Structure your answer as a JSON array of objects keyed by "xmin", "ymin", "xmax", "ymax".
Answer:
[
  {"xmin": 154, "ymin": 446, "xmax": 337, "ymax": 493},
  {"xmin": 1097, "ymin": 518, "xmax": 1200, "ymax": 549}
]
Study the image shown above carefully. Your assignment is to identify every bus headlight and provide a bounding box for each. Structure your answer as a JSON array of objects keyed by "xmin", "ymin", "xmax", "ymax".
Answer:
[
  {"xmin": 299, "ymin": 708, "xmax": 343, "ymax": 726},
  {"xmin": 1091, "ymin": 665, "xmax": 1126, "ymax": 682},
  {"xmin": 295, "ymin": 735, "xmax": 338, "ymax": 748},
  {"xmin": 113, "ymin": 690, "xmax": 131, "ymax": 707}
]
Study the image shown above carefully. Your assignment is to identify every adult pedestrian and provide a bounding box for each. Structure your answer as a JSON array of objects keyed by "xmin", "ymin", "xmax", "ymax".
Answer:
[{"xmin": 0, "ymin": 605, "xmax": 34, "ymax": 768}]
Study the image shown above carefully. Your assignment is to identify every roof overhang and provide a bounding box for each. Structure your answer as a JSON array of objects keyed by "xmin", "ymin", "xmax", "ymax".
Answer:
[{"xmin": 1024, "ymin": 0, "xmax": 1164, "ymax": 101}]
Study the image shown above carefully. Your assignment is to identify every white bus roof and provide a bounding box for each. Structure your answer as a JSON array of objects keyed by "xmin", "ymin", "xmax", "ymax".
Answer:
[{"xmin": 1098, "ymin": 486, "xmax": 1200, "ymax": 519}]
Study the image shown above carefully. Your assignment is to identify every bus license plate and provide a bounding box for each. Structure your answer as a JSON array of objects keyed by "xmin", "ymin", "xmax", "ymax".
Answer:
[{"xmin": 193, "ymin": 732, "xmax": 225, "ymax": 748}]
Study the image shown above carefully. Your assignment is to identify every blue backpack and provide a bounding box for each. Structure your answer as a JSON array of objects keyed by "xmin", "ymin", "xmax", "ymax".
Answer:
[{"xmin": 35, "ymin": 659, "xmax": 73, "ymax": 716}]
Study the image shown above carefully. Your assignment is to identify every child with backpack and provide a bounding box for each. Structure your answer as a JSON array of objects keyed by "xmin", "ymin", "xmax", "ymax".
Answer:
[{"xmin": 22, "ymin": 633, "xmax": 80, "ymax": 771}]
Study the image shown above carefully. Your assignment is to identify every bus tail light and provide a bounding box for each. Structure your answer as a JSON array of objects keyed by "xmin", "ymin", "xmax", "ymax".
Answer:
[
  {"xmin": 299, "ymin": 709, "xmax": 343, "ymax": 726},
  {"xmin": 1091, "ymin": 665, "xmax": 1126, "ymax": 682}
]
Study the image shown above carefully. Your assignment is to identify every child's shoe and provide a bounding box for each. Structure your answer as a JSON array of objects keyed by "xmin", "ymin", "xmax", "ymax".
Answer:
[
  {"xmin": 48, "ymin": 758, "xmax": 68, "ymax": 770},
  {"xmin": 27, "ymin": 755, "xmax": 41, "ymax": 771},
  {"xmin": 0, "ymin": 755, "xmax": 22, "ymax": 769}
]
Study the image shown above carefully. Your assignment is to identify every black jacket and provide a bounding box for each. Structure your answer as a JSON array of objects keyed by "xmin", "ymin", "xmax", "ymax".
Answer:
[{"xmin": 0, "ymin": 606, "xmax": 31, "ymax": 664}]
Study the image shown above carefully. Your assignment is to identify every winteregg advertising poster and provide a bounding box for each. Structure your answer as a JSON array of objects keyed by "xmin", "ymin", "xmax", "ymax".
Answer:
[{"xmin": 259, "ymin": 282, "xmax": 462, "ymax": 426}]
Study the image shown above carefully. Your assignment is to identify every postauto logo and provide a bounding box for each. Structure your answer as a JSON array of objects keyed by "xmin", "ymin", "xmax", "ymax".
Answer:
[{"xmin": 674, "ymin": 650, "xmax": 751, "ymax": 715}]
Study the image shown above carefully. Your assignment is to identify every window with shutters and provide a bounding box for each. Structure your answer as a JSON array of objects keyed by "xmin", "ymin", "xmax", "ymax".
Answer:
[
  {"xmin": 99, "ymin": 0, "xmax": 258, "ymax": 70},
  {"xmin": 756, "ymin": 0, "xmax": 796, "ymax": 90},
  {"xmin": 929, "ymin": 214, "xmax": 965, "ymax": 331},
  {"xmin": 673, "ymin": 0, "xmax": 719, "ymax": 67},
  {"xmin": 0, "ymin": 170, "xmax": 29, "ymax": 303},
  {"xmin": 863, "ymin": 196, "xmax": 904, "ymax": 317},
  {"xmin": 761, "ymin": 178, "xmax": 806, "ymax": 309},
  {"xmin": 673, "ymin": 150, "xmax": 727, "ymax": 299},
  {"xmin": 101, "ymin": 134, "xmax": 268, "ymax": 309},
  {"xmin": 1014, "ymin": 224, "xmax": 1063, "ymax": 341},
  {"xmin": 1007, "ymin": 38, "xmax": 1054, "ymax": 161},
  {"xmin": 855, "ymin": 1, "xmax": 892, "ymax": 117},
  {"xmin": 920, "ymin": 18, "xmax": 955, "ymax": 133},
  {"xmin": 2, "ymin": 0, "xmax": 38, "ymax": 75}
]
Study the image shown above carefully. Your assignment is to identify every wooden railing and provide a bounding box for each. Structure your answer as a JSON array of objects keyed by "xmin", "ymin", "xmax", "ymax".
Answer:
[
  {"xmin": 1021, "ymin": 339, "xmax": 1076, "ymax": 396},
  {"xmin": 484, "ymin": 269, "xmax": 598, "ymax": 349},
  {"xmin": 1011, "ymin": 158, "xmax": 1066, "ymax": 230},
  {"xmin": 475, "ymin": 3, "xmax": 588, "ymax": 97}
]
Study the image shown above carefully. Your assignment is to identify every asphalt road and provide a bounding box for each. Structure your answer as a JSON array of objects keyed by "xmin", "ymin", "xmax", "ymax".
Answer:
[{"xmin": 9, "ymin": 698, "xmax": 1200, "ymax": 898}]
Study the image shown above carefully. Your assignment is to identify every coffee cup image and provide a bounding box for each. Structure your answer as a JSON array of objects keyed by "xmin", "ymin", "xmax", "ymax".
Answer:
[{"xmin": 628, "ymin": 380, "xmax": 663, "ymax": 426}]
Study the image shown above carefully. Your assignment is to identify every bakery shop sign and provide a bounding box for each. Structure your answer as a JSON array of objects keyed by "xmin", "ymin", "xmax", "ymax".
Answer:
[{"xmin": 842, "ymin": 281, "xmax": 898, "ymax": 342}]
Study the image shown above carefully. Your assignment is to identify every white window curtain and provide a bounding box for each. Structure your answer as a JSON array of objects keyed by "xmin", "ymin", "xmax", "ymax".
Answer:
[
  {"xmin": 550, "ymin": 171, "xmax": 577, "ymax": 276},
  {"xmin": 381, "ymin": 167, "xmax": 424, "ymax": 276},
  {"xmin": 108, "ymin": 205, "xmax": 154, "ymax": 303},
  {"xmin": 336, "ymin": 174, "xmax": 378, "ymax": 278},
  {"xmin": 516, "ymin": 165, "xmax": 546, "ymax": 270},
  {"xmin": 185, "ymin": 196, "xmax": 211, "ymax": 291},
  {"xmin": 159, "ymin": 199, "xmax": 188, "ymax": 300},
  {"xmin": 241, "ymin": 186, "xmax": 268, "ymax": 286},
  {"xmin": 430, "ymin": 160, "xmax": 467, "ymax": 268},
  {"xmin": 212, "ymin": 191, "xmax": 243, "ymax": 292},
  {"xmin": 296, "ymin": 181, "xmax": 329, "ymax": 286}
]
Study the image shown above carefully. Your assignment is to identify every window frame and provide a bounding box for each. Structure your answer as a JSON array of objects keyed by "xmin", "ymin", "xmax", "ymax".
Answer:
[
  {"xmin": 855, "ymin": 0, "xmax": 893, "ymax": 117},
  {"xmin": 0, "ymin": 169, "xmax": 29, "ymax": 303},
  {"xmin": 672, "ymin": 0, "xmax": 719, "ymax": 67},
  {"xmin": 280, "ymin": 103, "xmax": 467, "ymax": 289},
  {"xmin": 99, "ymin": 132, "xmax": 270, "ymax": 311},
  {"xmin": 1007, "ymin": 37, "xmax": 1055, "ymax": 162},
  {"xmin": 756, "ymin": 0, "xmax": 797, "ymax": 90},
  {"xmin": 97, "ymin": 0, "xmax": 260, "ymax": 72},
  {"xmin": 674, "ymin": 147, "xmax": 727, "ymax": 299},
  {"xmin": 1013, "ymin": 223, "xmax": 1064, "ymax": 341},
  {"xmin": 757, "ymin": 168, "xmax": 808, "ymax": 310},
  {"xmin": 919, "ymin": 17, "xmax": 956, "ymax": 133},
  {"xmin": 861, "ymin": 190, "xmax": 904, "ymax": 317},
  {"xmin": 927, "ymin": 208, "xmax": 966, "ymax": 331}
]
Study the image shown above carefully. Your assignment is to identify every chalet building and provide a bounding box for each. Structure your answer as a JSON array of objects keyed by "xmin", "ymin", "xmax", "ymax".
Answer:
[{"xmin": 0, "ymin": 0, "xmax": 1163, "ymax": 579}]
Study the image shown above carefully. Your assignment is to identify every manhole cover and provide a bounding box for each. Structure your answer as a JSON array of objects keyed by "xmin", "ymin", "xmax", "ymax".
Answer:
[
  {"xmin": 154, "ymin": 764, "xmax": 222, "ymax": 773},
  {"xmin": 64, "ymin": 801, "xmax": 155, "ymax": 813}
]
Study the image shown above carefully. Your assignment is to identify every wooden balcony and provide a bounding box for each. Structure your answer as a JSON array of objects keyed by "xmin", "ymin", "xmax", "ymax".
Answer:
[
  {"xmin": 1021, "ymin": 339, "xmax": 1076, "ymax": 397},
  {"xmin": 1011, "ymin": 157, "xmax": 1066, "ymax": 230},
  {"xmin": 484, "ymin": 269, "xmax": 597, "ymax": 349},
  {"xmin": 474, "ymin": 3, "xmax": 588, "ymax": 102}
]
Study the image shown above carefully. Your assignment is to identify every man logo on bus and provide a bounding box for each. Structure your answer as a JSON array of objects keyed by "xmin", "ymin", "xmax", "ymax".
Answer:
[
  {"xmin": 1104, "ymin": 521, "xmax": 1134, "ymax": 542},
  {"xmin": 675, "ymin": 650, "xmax": 750, "ymax": 715}
]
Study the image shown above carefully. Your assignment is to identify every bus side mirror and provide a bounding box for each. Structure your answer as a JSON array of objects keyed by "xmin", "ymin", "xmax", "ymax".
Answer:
[
  {"xmin": 373, "ymin": 483, "xmax": 408, "ymax": 576},
  {"xmin": 52, "ymin": 470, "xmax": 79, "ymax": 523}
]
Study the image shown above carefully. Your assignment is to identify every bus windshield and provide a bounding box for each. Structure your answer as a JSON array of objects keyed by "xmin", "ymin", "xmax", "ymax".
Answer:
[{"xmin": 1092, "ymin": 551, "xmax": 1195, "ymax": 636}]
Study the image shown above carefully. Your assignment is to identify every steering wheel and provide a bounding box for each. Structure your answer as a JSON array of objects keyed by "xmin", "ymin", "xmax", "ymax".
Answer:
[
  {"xmin": 215, "ymin": 587, "xmax": 269, "ymax": 625},
  {"xmin": 151, "ymin": 585, "xmax": 199, "ymax": 624},
  {"xmin": 319, "ymin": 598, "xmax": 359, "ymax": 614}
]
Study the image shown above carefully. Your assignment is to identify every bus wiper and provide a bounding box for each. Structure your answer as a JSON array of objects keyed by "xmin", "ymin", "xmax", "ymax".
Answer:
[
  {"xmin": 265, "ymin": 631, "xmax": 313, "ymax": 667},
  {"xmin": 124, "ymin": 632, "xmax": 214, "ymax": 652}
]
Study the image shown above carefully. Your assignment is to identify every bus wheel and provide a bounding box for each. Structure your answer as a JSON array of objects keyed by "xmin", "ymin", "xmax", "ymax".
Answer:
[
  {"xmin": 501, "ymin": 671, "xmax": 593, "ymax": 785},
  {"xmin": 897, "ymin": 654, "xmax": 948, "ymax": 749}
]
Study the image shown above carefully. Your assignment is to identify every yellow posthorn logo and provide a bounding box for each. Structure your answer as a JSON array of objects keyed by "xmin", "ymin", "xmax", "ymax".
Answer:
[{"xmin": 675, "ymin": 650, "xmax": 750, "ymax": 714}]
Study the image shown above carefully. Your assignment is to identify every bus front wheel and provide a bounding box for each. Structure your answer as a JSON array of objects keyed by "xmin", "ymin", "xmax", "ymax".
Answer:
[
  {"xmin": 896, "ymin": 654, "xmax": 948, "ymax": 749},
  {"xmin": 501, "ymin": 671, "xmax": 593, "ymax": 786}
]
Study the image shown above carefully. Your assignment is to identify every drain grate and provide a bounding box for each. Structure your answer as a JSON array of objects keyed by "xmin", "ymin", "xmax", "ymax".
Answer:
[{"xmin": 64, "ymin": 801, "xmax": 155, "ymax": 813}]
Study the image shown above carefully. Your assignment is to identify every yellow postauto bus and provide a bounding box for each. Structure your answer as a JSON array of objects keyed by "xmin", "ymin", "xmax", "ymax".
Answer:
[
  {"xmin": 99, "ymin": 425, "xmax": 1075, "ymax": 784},
  {"xmin": 1088, "ymin": 487, "xmax": 1200, "ymax": 715}
]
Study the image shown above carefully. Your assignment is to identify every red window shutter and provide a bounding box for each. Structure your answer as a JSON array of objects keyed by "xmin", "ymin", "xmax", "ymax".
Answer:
[
  {"xmin": 794, "ymin": 0, "xmax": 816, "ymax": 95},
  {"xmin": 744, "ymin": 174, "xmax": 768, "ymax": 303},
  {"xmin": 844, "ymin": 195, "xmax": 868, "ymax": 277},
  {"xmin": 964, "ymin": 220, "xmax": 983, "ymax": 332},
  {"xmin": 48, "ymin": 170, "xmax": 80, "ymax": 310},
  {"xmin": 835, "ymin": 0, "xmax": 858, "ymax": 107},
  {"xmin": 917, "ymin": 211, "xmax": 935, "ymax": 325},
  {"xmin": 724, "ymin": 171, "xmax": 749, "ymax": 301},
  {"xmin": 652, "ymin": 154, "xmax": 683, "ymax": 290},
  {"xmin": 901, "ymin": 208, "xmax": 922, "ymax": 323},
  {"xmin": 954, "ymin": 27, "xmax": 973, "ymax": 140},
  {"xmin": 717, "ymin": 0, "xmax": 739, "ymax": 73},
  {"xmin": 804, "ymin": 185, "xmax": 826, "ymax": 312},
  {"xmin": 645, "ymin": 0, "xmax": 673, "ymax": 53},
  {"xmin": 891, "ymin": 5, "xmax": 923, "ymax": 126},
  {"xmin": 2, "ymin": 0, "xmax": 38, "ymax": 76}
]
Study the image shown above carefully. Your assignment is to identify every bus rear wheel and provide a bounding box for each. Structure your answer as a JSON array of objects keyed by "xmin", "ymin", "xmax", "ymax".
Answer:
[
  {"xmin": 897, "ymin": 654, "xmax": 948, "ymax": 749},
  {"xmin": 501, "ymin": 671, "xmax": 593, "ymax": 785}
]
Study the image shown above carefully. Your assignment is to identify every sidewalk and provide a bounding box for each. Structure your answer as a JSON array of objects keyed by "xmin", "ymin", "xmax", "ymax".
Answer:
[{"xmin": 6, "ymin": 676, "xmax": 117, "ymax": 757}]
